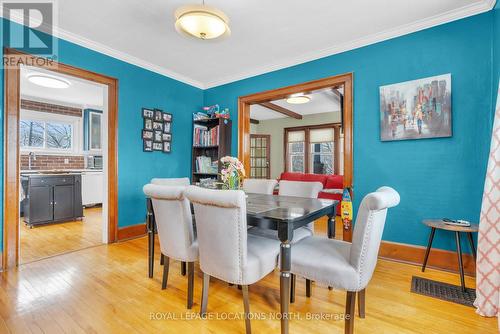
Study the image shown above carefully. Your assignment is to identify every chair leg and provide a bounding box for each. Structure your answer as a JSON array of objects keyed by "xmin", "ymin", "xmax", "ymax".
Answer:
[
  {"xmin": 242, "ymin": 285, "xmax": 252, "ymax": 334},
  {"xmin": 187, "ymin": 262, "xmax": 195, "ymax": 309},
  {"xmin": 160, "ymin": 253, "xmax": 164, "ymax": 265},
  {"xmin": 181, "ymin": 261, "xmax": 187, "ymax": 276},
  {"xmin": 358, "ymin": 289, "xmax": 365, "ymax": 318},
  {"xmin": 200, "ymin": 273, "xmax": 210, "ymax": 316},
  {"xmin": 306, "ymin": 279, "xmax": 312, "ymax": 298},
  {"xmin": 290, "ymin": 274, "xmax": 296, "ymax": 303},
  {"xmin": 161, "ymin": 255, "xmax": 170, "ymax": 290},
  {"xmin": 345, "ymin": 291, "xmax": 356, "ymax": 334}
]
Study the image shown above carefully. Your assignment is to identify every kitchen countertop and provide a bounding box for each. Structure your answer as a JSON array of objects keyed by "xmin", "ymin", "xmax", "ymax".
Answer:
[{"xmin": 20, "ymin": 169, "xmax": 103, "ymax": 175}]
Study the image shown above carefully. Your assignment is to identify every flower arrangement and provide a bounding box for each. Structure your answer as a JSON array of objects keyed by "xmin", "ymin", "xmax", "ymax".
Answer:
[{"xmin": 220, "ymin": 156, "xmax": 245, "ymax": 190}]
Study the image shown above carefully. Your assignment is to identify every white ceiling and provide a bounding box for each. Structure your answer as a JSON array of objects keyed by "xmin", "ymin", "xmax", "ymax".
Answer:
[
  {"xmin": 250, "ymin": 89, "xmax": 341, "ymax": 121},
  {"xmin": 20, "ymin": 66, "xmax": 105, "ymax": 108},
  {"xmin": 7, "ymin": 0, "xmax": 495, "ymax": 89}
]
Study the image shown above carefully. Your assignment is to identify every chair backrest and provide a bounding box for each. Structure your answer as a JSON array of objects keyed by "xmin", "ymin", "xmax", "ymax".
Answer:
[
  {"xmin": 349, "ymin": 186, "xmax": 400, "ymax": 289},
  {"xmin": 185, "ymin": 186, "xmax": 248, "ymax": 284},
  {"xmin": 143, "ymin": 184, "xmax": 197, "ymax": 262},
  {"xmin": 278, "ymin": 180, "xmax": 323, "ymax": 198},
  {"xmin": 243, "ymin": 178, "xmax": 278, "ymax": 195},
  {"xmin": 151, "ymin": 177, "xmax": 190, "ymax": 186}
]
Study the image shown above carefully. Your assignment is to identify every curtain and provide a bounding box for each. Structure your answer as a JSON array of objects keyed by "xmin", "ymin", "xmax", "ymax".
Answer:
[{"xmin": 474, "ymin": 85, "xmax": 500, "ymax": 321}]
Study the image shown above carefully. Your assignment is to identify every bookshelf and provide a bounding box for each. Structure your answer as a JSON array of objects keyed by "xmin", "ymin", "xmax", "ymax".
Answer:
[{"xmin": 192, "ymin": 118, "xmax": 232, "ymax": 183}]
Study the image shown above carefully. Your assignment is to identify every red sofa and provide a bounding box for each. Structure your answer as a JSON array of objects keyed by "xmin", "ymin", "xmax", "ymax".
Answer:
[{"xmin": 278, "ymin": 172, "xmax": 344, "ymax": 214}]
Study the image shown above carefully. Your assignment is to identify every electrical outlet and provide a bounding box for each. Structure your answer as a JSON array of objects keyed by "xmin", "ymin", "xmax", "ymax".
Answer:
[{"xmin": 64, "ymin": 158, "xmax": 69, "ymax": 164}]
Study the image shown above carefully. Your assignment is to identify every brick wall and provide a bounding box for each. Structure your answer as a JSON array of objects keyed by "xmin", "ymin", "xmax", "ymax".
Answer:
[
  {"xmin": 21, "ymin": 99, "xmax": 82, "ymax": 117},
  {"xmin": 20, "ymin": 154, "xmax": 85, "ymax": 170}
]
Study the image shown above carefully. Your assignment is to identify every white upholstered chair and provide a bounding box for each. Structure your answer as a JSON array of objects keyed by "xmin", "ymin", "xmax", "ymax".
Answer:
[
  {"xmin": 143, "ymin": 184, "xmax": 198, "ymax": 309},
  {"xmin": 151, "ymin": 177, "xmax": 190, "ymax": 186},
  {"xmin": 185, "ymin": 186, "xmax": 281, "ymax": 334},
  {"xmin": 242, "ymin": 178, "xmax": 278, "ymax": 195},
  {"xmin": 289, "ymin": 187, "xmax": 400, "ymax": 334}
]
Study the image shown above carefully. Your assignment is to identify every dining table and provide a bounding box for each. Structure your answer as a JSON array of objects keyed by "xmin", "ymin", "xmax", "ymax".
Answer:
[{"xmin": 146, "ymin": 192, "xmax": 338, "ymax": 334}]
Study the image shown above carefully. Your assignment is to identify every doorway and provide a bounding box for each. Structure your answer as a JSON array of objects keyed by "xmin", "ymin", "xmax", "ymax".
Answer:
[
  {"xmin": 239, "ymin": 73, "xmax": 353, "ymax": 240},
  {"xmin": 3, "ymin": 48, "xmax": 118, "ymax": 270},
  {"xmin": 249, "ymin": 134, "xmax": 271, "ymax": 179}
]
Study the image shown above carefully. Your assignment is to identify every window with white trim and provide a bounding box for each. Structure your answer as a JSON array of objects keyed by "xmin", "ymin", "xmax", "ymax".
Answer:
[{"xmin": 287, "ymin": 130, "xmax": 305, "ymax": 173}]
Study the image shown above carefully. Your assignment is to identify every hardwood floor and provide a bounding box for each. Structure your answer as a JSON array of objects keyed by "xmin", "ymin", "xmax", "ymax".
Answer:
[
  {"xmin": 20, "ymin": 207, "xmax": 103, "ymax": 264},
  {"xmin": 1, "ymin": 218, "xmax": 495, "ymax": 333}
]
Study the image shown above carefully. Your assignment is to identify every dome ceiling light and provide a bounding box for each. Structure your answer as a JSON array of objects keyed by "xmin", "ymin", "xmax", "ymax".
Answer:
[
  {"xmin": 175, "ymin": 1, "xmax": 230, "ymax": 40},
  {"xmin": 26, "ymin": 72, "xmax": 71, "ymax": 89},
  {"xmin": 286, "ymin": 94, "xmax": 311, "ymax": 104}
]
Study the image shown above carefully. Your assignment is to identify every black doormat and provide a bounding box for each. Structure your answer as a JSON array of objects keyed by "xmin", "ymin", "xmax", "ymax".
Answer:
[{"xmin": 411, "ymin": 276, "xmax": 476, "ymax": 307}]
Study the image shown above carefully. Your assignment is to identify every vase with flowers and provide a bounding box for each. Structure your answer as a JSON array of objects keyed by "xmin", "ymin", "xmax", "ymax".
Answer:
[{"xmin": 220, "ymin": 156, "xmax": 245, "ymax": 190}]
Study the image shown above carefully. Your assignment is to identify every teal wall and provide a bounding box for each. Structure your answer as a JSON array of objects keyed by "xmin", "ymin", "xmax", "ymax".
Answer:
[
  {"xmin": 204, "ymin": 12, "xmax": 497, "ymax": 253},
  {"xmin": 0, "ymin": 19, "xmax": 203, "ymax": 249}
]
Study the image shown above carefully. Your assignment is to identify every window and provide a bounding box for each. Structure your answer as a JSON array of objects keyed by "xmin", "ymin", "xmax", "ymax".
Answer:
[
  {"xmin": 20, "ymin": 110, "xmax": 81, "ymax": 153},
  {"xmin": 285, "ymin": 125, "xmax": 341, "ymax": 175}
]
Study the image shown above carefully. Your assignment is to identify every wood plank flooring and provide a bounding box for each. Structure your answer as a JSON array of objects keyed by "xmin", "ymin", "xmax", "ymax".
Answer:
[
  {"xmin": 20, "ymin": 207, "xmax": 103, "ymax": 264},
  {"xmin": 1, "ymin": 218, "xmax": 496, "ymax": 333}
]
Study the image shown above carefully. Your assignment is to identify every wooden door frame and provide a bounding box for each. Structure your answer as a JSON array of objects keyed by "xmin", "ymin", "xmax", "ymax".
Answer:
[
  {"xmin": 238, "ymin": 73, "xmax": 353, "ymax": 240},
  {"xmin": 2, "ymin": 48, "xmax": 119, "ymax": 270},
  {"xmin": 249, "ymin": 134, "xmax": 271, "ymax": 179}
]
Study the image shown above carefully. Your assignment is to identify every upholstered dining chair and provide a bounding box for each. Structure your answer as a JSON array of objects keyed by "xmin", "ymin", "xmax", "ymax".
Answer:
[
  {"xmin": 242, "ymin": 178, "xmax": 278, "ymax": 195},
  {"xmin": 150, "ymin": 177, "xmax": 191, "ymax": 274},
  {"xmin": 143, "ymin": 184, "xmax": 198, "ymax": 309},
  {"xmin": 185, "ymin": 186, "xmax": 281, "ymax": 334},
  {"xmin": 289, "ymin": 187, "xmax": 400, "ymax": 334}
]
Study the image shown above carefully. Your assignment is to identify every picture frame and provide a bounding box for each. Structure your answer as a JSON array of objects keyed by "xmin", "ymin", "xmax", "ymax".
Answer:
[
  {"xmin": 163, "ymin": 121, "xmax": 171, "ymax": 133},
  {"xmin": 142, "ymin": 130, "xmax": 153, "ymax": 140},
  {"xmin": 153, "ymin": 122, "xmax": 163, "ymax": 131},
  {"xmin": 154, "ymin": 130, "xmax": 163, "ymax": 142},
  {"xmin": 162, "ymin": 133, "xmax": 171, "ymax": 141},
  {"xmin": 142, "ymin": 108, "xmax": 154, "ymax": 119},
  {"xmin": 154, "ymin": 109, "xmax": 163, "ymax": 122},
  {"xmin": 143, "ymin": 140, "xmax": 153, "ymax": 152},
  {"xmin": 152, "ymin": 142, "xmax": 163, "ymax": 151},
  {"xmin": 144, "ymin": 118, "xmax": 153, "ymax": 130},
  {"xmin": 162, "ymin": 112, "xmax": 172, "ymax": 122},
  {"xmin": 163, "ymin": 141, "xmax": 171, "ymax": 153}
]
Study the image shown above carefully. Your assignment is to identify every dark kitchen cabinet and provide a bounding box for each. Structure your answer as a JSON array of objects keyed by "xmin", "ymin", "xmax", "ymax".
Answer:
[{"xmin": 21, "ymin": 174, "xmax": 83, "ymax": 227}]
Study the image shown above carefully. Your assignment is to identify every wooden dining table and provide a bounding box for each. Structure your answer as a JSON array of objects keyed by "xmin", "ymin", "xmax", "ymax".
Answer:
[{"xmin": 146, "ymin": 192, "xmax": 338, "ymax": 334}]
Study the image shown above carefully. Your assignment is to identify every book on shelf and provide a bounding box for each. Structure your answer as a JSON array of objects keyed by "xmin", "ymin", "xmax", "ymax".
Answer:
[
  {"xmin": 195, "ymin": 156, "xmax": 218, "ymax": 174},
  {"xmin": 193, "ymin": 124, "xmax": 219, "ymax": 147}
]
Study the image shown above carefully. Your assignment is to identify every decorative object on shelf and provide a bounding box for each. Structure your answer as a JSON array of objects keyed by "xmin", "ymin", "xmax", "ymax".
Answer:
[
  {"xmin": 379, "ymin": 73, "xmax": 452, "ymax": 141},
  {"xmin": 220, "ymin": 156, "xmax": 245, "ymax": 190},
  {"xmin": 142, "ymin": 107, "xmax": 172, "ymax": 153}
]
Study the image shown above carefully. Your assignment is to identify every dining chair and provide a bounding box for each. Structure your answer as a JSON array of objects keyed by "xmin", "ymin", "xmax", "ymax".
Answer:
[
  {"xmin": 150, "ymin": 176, "xmax": 191, "ymax": 274},
  {"xmin": 185, "ymin": 186, "xmax": 281, "ymax": 334},
  {"xmin": 242, "ymin": 178, "xmax": 278, "ymax": 195},
  {"xmin": 289, "ymin": 186, "xmax": 400, "ymax": 334},
  {"xmin": 143, "ymin": 184, "xmax": 198, "ymax": 309}
]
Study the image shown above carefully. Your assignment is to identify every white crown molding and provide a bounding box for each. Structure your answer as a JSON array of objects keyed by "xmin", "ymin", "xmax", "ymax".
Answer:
[
  {"xmin": 2, "ymin": 0, "xmax": 496, "ymax": 90},
  {"xmin": 203, "ymin": 0, "xmax": 496, "ymax": 88}
]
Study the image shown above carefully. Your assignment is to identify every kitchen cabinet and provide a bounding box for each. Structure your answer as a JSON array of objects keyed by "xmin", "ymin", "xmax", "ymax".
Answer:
[
  {"xmin": 82, "ymin": 171, "xmax": 103, "ymax": 206},
  {"xmin": 21, "ymin": 174, "xmax": 83, "ymax": 227},
  {"xmin": 83, "ymin": 109, "xmax": 103, "ymax": 152}
]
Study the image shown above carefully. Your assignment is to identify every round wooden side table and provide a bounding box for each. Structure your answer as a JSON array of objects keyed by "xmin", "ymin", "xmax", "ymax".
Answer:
[{"xmin": 421, "ymin": 219, "xmax": 479, "ymax": 292}]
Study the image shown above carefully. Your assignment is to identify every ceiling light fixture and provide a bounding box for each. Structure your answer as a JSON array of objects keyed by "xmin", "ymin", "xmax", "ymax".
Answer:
[
  {"xmin": 286, "ymin": 94, "xmax": 311, "ymax": 104},
  {"xmin": 175, "ymin": 1, "xmax": 230, "ymax": 40},
  {"xmin": 27, "ymin": 73, "xmax": 71, "ymax": 89}
]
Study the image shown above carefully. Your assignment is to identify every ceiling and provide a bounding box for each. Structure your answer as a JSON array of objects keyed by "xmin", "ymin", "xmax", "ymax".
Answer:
[
  {"xmin": 250, "ymin": 89, "xmax": 341, "ymax": 121},
  {"xmin": 7, "ymin": 0, "xmax": 495, "ymax": 89},
  {"xmin": 20, "ymin": 66, "xmax": 105, "ymax": 108}
]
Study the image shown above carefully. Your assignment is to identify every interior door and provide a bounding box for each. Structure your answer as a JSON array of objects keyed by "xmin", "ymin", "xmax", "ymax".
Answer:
[
  {"xmin": 250, "ymin": 134, "xmax": 271, "ymax": 179},
  {"xmin": 53, "ymin": 185, "xmax": 74, "ymax": 221}
]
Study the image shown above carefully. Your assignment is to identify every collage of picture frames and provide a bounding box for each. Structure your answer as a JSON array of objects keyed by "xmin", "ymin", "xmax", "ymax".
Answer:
[{"xmin": 142, "ymin": 108, "xmax": 172, "ymax": 153}]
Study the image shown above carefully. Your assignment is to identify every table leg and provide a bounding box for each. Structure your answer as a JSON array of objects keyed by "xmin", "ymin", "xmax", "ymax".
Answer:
[
  {"xmin": 147, "ymin": 198, "xmax": 155, "ymax": 278},
  {"xmin": 455, "ymin": 232, "xmax": 466, "ymax": 292},
  {"xmin": 467, "ymin": 232, "xmax": 477, "ymax": 261},
  {"xmin": 421, "ymin": 227, "xmax": 436, "ymax": 272},
  {"xmin": 280, "ymin": 242, "xmax": 291, "ymax": 334},
  {"xmin": 327, "ymin": 211, "xmax": 335, "ymax": 239}
]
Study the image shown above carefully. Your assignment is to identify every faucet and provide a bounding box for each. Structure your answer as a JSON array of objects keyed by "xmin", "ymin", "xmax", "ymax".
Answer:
[{"xmin": 28, "ymin": 152, "xmax": 36, "ymax": 170}]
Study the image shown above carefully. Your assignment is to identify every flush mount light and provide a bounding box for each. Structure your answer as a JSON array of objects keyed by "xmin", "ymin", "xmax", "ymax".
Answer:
[
  {"xmin": 175, "ymin": 2, "xmax": 230, "ymax": 40},
  {"xmin": 27, "ymin": 73, "xmax": 71, "ymax": 89},
  {"xmin": 286, "ymin": 94, "xmax": 311, "ymax": 104}
]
